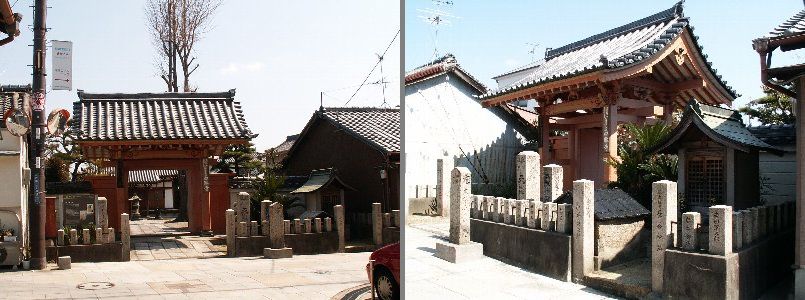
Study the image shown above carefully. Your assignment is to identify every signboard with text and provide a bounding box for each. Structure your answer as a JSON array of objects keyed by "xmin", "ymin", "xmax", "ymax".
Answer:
[
  {"xmin": 61, "ymin": 193, "xmax": 96, "ymax": 228},
  {"xmin": 52, "ymin": 40, "xmax": 73, "ymax": 91}
]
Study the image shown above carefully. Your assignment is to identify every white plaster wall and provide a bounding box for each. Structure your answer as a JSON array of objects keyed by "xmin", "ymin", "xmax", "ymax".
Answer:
[
  {"xmin": 0, "ymin": 129, "xmax": 28, "ymax": 250},
  {"xmin": 404, "ymin": 73, "xmax": 525, "ymax": 203}
]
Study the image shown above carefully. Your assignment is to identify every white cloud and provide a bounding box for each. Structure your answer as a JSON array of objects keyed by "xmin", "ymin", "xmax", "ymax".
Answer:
[{"xmin": 219, "ymin": 62, "xmax": 265, "ymax": 75}]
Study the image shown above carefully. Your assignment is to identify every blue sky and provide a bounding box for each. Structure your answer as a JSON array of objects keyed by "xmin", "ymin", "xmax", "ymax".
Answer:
[
  {"xmin": 405, "ymin": 0, "xmax": 804, "ymax": 109},
  {"xmin": 1, "ymin": 1, "xmax": 400, "ymax": 150}
]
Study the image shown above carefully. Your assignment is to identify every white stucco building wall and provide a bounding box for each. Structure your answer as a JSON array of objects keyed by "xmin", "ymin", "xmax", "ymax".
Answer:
[{"xmin": 0, "ymin": 127, "xmax": 29, "ymax": 250}]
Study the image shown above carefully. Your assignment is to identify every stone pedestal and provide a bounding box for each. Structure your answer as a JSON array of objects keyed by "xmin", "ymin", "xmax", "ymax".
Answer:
[
  {"xmin": 263, "ymin": 247, "xmax": 293, "ymax": 259},
  {"xmin": 680, "ymin": 212, "xmax": 701, "ymax": 250},
  {"xmin": 57, "ymin": 256, "xmax": 71, "ymax": 270},
  {"xmin": 436, "ymin": 167, "xmax": 483, "ymax": 263},
  {"xmin": 335, "ymin": 205, "xmax": 345, "ymax": 252},
  {"xmin": 436, "ymin": 158, "xmax": 453, "ymax": 216},
  {"xmin": 372, "ymin": 203, "xmax": 382, "ymax": 246},
  {"xmin": 225, "ymin": 209, "xmax": 235, "ymax": 255},
  {"xmin": 709, "ymin": 205, "xmax": 733, "ymax": 255},
  {"xmin": 543, "ymin": 164, "xmax": 563, "ymax": 202},
  {"xmin": 516, "ymin": 151, "xmax": 540, "ymax": 201},
  {"xmin": 572, "ymin": 180, "xmax": 594, "ymax": 281},
  {"xmin": 651, "ymin": 180, "xmax": 677, "ymax": 292}
]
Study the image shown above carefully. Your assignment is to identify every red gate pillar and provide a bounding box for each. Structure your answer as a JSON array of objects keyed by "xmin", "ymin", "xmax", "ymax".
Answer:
[{"xmin": 209, "ymin": 173, "xmax": 232, "ymax": 234}]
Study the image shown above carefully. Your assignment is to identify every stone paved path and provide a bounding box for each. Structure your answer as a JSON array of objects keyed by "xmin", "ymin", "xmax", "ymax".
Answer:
[
  {"xmin": 0, "ymin": 252, "xmax": 371, "ymax": 299},
  {"xmin": 406, "ymin": 216, "xmax": 619, "ymax": 299},
  {"xmin": 131, "ymin": 236, "xmax": 226, "ymax": 260},
  {"xmin": 130, "ymin": 215, "xmax": 191, "ymax": 236}
]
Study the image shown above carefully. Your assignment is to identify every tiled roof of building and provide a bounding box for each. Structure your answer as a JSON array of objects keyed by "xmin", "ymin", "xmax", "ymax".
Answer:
[
  {"xmin": 320, "ymin": 107, "xmax": 400, "ymax": 153},
  {"xmin": 556, "ymin": 188, "xmax": 650, "ymax": 221},
  {"xmin": 273, "ymin": 134, "xmax": 299, "ymax": 153},
  {"xmin": 483, "ymin": 1, "xmax": 737, "ymax": 99},
  {"xmin": 72, "ymin": 90, "xmax": 256, "ymax": 142},
  {"xmin": 405, "ymin": 54, "xmax": 488, "ymax": 94},
  {"xmin": 128, "ymin": 169, "xmax": 179, "ymax": 184},
  {"xmin": 767, "ymin": 9, "xmax": 805, "ymax": 38},
  {"xmin": 290, "ymin": 168, "xmax": 355, "ymax": 194},
  {"xmin": 748, "ymin": 124, "xmax": 796, "ymax": 147},
  {"xmin": 652, "ymin": 100, "xmax": 785, "ymax": 155}
]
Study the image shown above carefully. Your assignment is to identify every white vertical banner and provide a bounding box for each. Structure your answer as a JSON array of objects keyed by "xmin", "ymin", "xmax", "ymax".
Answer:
[{"xmin": 52, "ymin": 40, "xmax": 73, "ymax": 91}]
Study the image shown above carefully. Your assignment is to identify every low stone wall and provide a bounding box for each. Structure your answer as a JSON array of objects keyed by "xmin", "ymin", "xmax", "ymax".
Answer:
[
  {"xmin": 285, "ymin": 231, "xmax": 339, "ymax": 255},
  {"xmin": 408, "ymin": 197, "xmax": 436, "ymax": 215},
  {"xmin": 595, "ymin": 218, "xmax": 649, "ymax": 269},
  {"xmin": 382, "ymin": 227, "xmax": 400, "ymax": 245},
  {"xmin": 470, "ymin": 218, "xmax": 572, "ymax": 281},
  {"xmin": 46, "ymin": 242, "xmax": 124, "ymax": 262}
]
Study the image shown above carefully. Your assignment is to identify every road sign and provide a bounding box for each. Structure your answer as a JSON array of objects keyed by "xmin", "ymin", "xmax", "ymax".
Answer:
[{"xmin": 52, "ymin": 40, "xmax": 72, "ymax": 90}]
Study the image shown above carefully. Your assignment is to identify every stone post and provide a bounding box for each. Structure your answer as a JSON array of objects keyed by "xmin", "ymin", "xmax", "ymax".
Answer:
[
  {"xmin": 225, "ymin": 209, "xmax": 235, "ymax": 256},
  {"xmin": 237, "ymin": 192, "xmax": 251, "ymax": 223},
  {"xmin": 742, "ymin": 209, "xmax": 754, "ymax": 245},
  {"xmin": 56, "ymin": 229, "xmax": 64, "ymax": 246},
  {"xmin": 383, "ymin": 213, "xmax": 392, "ymax": 228},
  {"xmin": 543, "ymin": 164, "xmax": 563, "ymax": 202},
  {"xmin": 516, "ymin": 151, "xmax": 541, "ymax": 201},
  {"xmin": 95, "ymin": 228, "xmax": 103, "ymax": 244},
  {"xmin": 95, "ymin": 196, "xmax": 109, "ymax": 229},
  {"xmin": 314, "ymin": 218, "xmax": 322, "ymax": 233},
  {"xmin": 572, "ymin": 179, "xmax": 594, "ymax": 282},
  {"xmin": 556, "ymin": 203, "xmax": 572, "ymax": 234},
  {"xmin": 751, "ymin": 207, "xmax": 760, "ymax": 241},
  {"xmin": 268, "ymin": 203, "xmax": 284, "ymax": 248},
  {"xmin": 529, "ymin": 200, "xmax": 542, "ymax": 229},
  {"xmin": 238, "ymin": 222, "xmax": 249, "ymax": 237},
  {"xmin": 81, "ymin": 229, "xmax": 91, "ymax": 245},
  {"xmin": 69, "ymin": 229, "xmax": 78, "ymax": 245},
  {"xmin": 249, "ymin": 221, "xmax": 258, "ymax": 236},
  {"xmin": 325, "ymin": 217, "xmax": 333, "ymax": 232},
  {"xmin": 260, "ymin": 200, "xmax": 271, "ymax": 222},
  {"xmin": 502, "ymin": 199, "xmax": 512, "ymax": 224},
  {"xmin": 121, "ymin": 213, "xmax": 131, "ymax": 261},
  {"xmin": 392, "ymin": 210, "xmax": 400, "ymax": 227},
  {"xmin": 514, "ymin": 200, "xmax": 524, "ymax": 226},
  {"xmin": 449, "ymin": 167, "xmax": 471, "ymax": 244},
  {"xmin": 292, "ymin": 219, "xmax": 302, "ymax": 234},
  {"xmin": 709, "ymin": 205, "xmax": 733, "ymax": 255},
  {"xmin": 489, "ymin": 197, "xmax": 498, "ymax": 221},
  {"xmin": 651, "ymin": 180, "xmax": 677, "ymax": 292},
  {"xmin": 106, "ymin": 228, "xmax": 115, "ymax": 244},
  {"xmin": 303, "ymin": 219, "xmax": 311, "ymax": 234},
  {"xmin": 436, "ymin": 158, "xmax": 453, "ymax": 216},
  {"xmin": 372, "ymin": 203, "xmax": 383, "ymax": 246},
  {"xmin": 284, "ymin": 220, "xmax": 291, "ymax": 234},
  {"xmin": 758, "ymin": 206, "xmax": 768, "ymax": 238},
  {"xmin": 680, "ymin": 212, "xmax": 701, "ymax": 250},
  {"xmin": 334, "ymin": 205, "xmax": 345, "ymax": 252},
  {"xmin": 733, "ymin": 211, "xmax": 743, "ymax": 251},
  {"xmin": 471, "ymin": 195, "xmax": 482, "ymax": 219},
  {"xmin": 541, "ymin": 202, "xmax": 555, "ymax": 231}
]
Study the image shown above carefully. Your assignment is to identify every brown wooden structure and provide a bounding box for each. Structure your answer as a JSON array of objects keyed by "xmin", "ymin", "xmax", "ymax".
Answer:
[
  {"xmin": 481, "ymin": 2, "xmax": 737, "ymax": 186},
  {"xmin": 73, "ymin": 90, "xmax": 256, "ymax": 234}
]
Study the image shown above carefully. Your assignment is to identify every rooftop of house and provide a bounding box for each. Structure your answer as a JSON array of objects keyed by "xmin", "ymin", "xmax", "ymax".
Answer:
[
  {"xmin": 290, "ymin": 168, "xmax": 355, "ymax": 194},
  {"xmin": 405, "ymin": 53, "xmax": 488, "ymax": 94},
  {"xmin": 317, "ymin": 107, "xmax": 400, "ymax": 153},
  {"xmin": 748, "ymin": 124, "xmax": 796, "ymax": 147},
  {"xmin": 555, "ymin": 188, "xmax": 650, "ymax": 221}
]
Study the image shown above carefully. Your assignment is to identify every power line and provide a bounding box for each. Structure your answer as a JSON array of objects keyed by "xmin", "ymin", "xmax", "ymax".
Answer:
[{"xmin": 343, "ymin": 29, "xmax": 399, "ymax": 107}]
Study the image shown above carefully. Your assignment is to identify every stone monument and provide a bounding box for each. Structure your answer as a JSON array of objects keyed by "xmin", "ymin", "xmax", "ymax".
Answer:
[{"xmin": 435, "ymin": 167, "xmax": 484, "ymax": 263}]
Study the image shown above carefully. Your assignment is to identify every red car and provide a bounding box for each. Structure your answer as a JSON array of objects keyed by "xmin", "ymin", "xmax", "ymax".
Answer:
[{"xmin": 366, "ymin": 242, "xmax": 400, "ymax": 300}]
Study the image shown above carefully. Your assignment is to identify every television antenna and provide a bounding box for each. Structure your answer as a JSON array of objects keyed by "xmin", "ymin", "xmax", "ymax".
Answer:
[
  {"xmin": 526, "ymin": 42, "xmax": 541, "ymax": 62},
  {"xmin": 417, "ymin": 1, "xmax": 459, "ymax": 60}
]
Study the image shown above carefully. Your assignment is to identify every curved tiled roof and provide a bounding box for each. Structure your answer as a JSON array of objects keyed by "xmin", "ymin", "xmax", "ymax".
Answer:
[
  {"xmin": 129, "ymin": 169, "xmax": 179, "ymax": 184},
  {"xmin": 482, "ymin": 1, "xmax": 737, "ymax": 100},
  {"xmin": 556, "ymin": 188, "xmax": 650, "ymax": 221},
  {"xmin": 767, "ymin": 9, "xmax": 805, "ymax": 38},
  {"xmin": 748, "ymin": 124, "xmax": 795, "ymax": 147},
  {"xmin": 73, "ymin": 90, "xmax": 256, "ymax": 141},
  {"xmin": 405, "ymin": 53, "xmax": 488, "ymax": 94},
  {"xmin": 321, "ymin": 107, "xmax": 400, "ymax": 153}
]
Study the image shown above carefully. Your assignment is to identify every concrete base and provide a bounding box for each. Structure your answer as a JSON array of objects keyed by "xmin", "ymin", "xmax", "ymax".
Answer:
[
  {"xmin": 796, "ymin": 268, "xmax": 805, "ymax": 300},
  {"xmin": 263, "ymin": 247, "xmax": 293, "ymax": 259},
  {"xmin": 57, "ymin": 256, "xmax": 71, "ymax": 270},
  {"xmin": 435, "ymin": 241, "xmax": 483, "ymax": 263}
]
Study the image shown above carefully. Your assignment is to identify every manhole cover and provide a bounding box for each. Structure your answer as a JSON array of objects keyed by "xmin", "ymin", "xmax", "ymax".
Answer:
[{"xmin": 76, "ymin": 282, "xmax": 115, "ymax": 290}]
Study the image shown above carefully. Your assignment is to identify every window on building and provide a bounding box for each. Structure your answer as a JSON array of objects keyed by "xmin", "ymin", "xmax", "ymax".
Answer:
[{"xmin": 686, "ymin": 155, "xmax": 724, "ymax": 207}]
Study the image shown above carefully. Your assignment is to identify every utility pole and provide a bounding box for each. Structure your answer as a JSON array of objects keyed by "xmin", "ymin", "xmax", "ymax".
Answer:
[{"xmin": 29, "ymin": 0, "xmax": 47, "ymax": 270}]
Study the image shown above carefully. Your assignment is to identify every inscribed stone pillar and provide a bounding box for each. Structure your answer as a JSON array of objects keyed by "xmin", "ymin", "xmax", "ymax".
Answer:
[
  {"xmin": 95, "ymin": 228, "xmax": 103, "ymax": 244},
  {"xmin": 392, "ymin": 210, "xmax": 400, "ymax": 227},
  {"xmin": 742, "ymin": 210, "xmax": 754, "ymax": 245},
  {"xmin": 529, "ymin": 200, "xmax": 542, "ymax": 229},
  {"xmin": 314, "ymin": 218, "xmax": 322, "ymax": 233},
  {"xmin": 514, "ymin": 200, "xmax": 524, "ymax": 226},
  {"xmin": 651, "ymin": 180, "xmax": 677, "ymax": 292},
  {"xmin": 572, "ymin": 180, "xmax": 594, "ymax": 281},
  {"xmin": 383, "ymin": 213, "xmax": 392, "ymax": 228},
  {"xmin": 236, "ymin": 192, "xmax": 251, "ymax": 223},
  {"xmin": 372, "ymin": 203, "xmax": 382, "ymax": 245},
  {"xmin": 540, "ymin": 202, "xmax": 554, "ymax": 231},
  {"xmin": 436, "ymin": 158, "xmax": 453, "ymax": 216},
  {"xmin": 292, "ymin": 219, "xmax": 302, "ymax": 234},
  {"xmin": 260, "ymin": 200, "xmax": 271, "ymax": 222},
  {"xmin": 57, "ymin": 229, "xmax": 64, "ymax": 246},
  {"xmin": 680, "ymin": 212, "xmax": 701, "ymax": 250},
  {"xmin": 502, "ymin": 199, "xmax": 512, "ymax": 224},
  {"xmin": 495, "ymin": 197, "xmax": 506, "ymax": 222},
  {"xmin": 516, "ymin": 151, "xmax": 541, "ymax": 201},
  {"xmin": 733, "ymin": 211, "xmax": 743, "ymax": 251},
  {"xmin": 709, "ymin": 205, "xmax": 733, "ymax": 255},
  {"xmin": 470, "ymin": 195, "xmax": 478, "ymax": 218},
  {"xmin": 325, "ymin": 217, "xmax": 332, "ymax": 232},
  {"xmin": 225, "ymin": 209, "xmax": 235, "ymax": 255},
  {"xmin": 556, "ymin": 203, "xmax": 572, "ymax": 234},
  {"xmin": 751, "ymin": 207, "xmax": 760, "ymax": 241},
  {"xmin": 95, "ymin": 197, "xmax": 109, "ymax": 229},
  {"xmin": 304, "ymin": 218, "xmax": 312, "ymax": 234},
  {"xmin": 284, "ymin": 220, "xmax": 291, "ymax": 234},
  {"xmin": 268, "ymin": 203, "xmax": 284, "ymax": 248},
  {"xmin": 121, "ymin": 213, "xmax": 131, "ymax": 261},
  {"xmin": 450, "ymin": 167, "xmax": 472, "ymax": 245},
  {"xmin": 250, "ymin": 221, "xmax": 259, "ymax": 236},
  {"xmin": 69, "ymin": 229, "xmax": 78, "ymax": 245},
  {"xmin": 238, "ymin": 222, "xmax": 249, "ymax": 237},
  {"xmin": 81, "ymin": 229, "xmax": 90, "ymax": 245},
  {"xmin": 106, "ymin": 228, "xmax": 115, "ymax": 244},
  {"xmin": 758, "ymin": 206, "xmax": 768, "ymax": 238},
  {"xmin": 543, "ymin": 164, "xmax": 563, "ymax": 202},
  {"xmin": 334, "ymin": 205, "xmax": 345, "ymax": 252},
  {"xmin": 473, "ymin": 195, "xmax": 484, "ymax": 219},
  {"xmin": 487, "ymin": 196, "xmax": 497, "ymax": 221}
]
